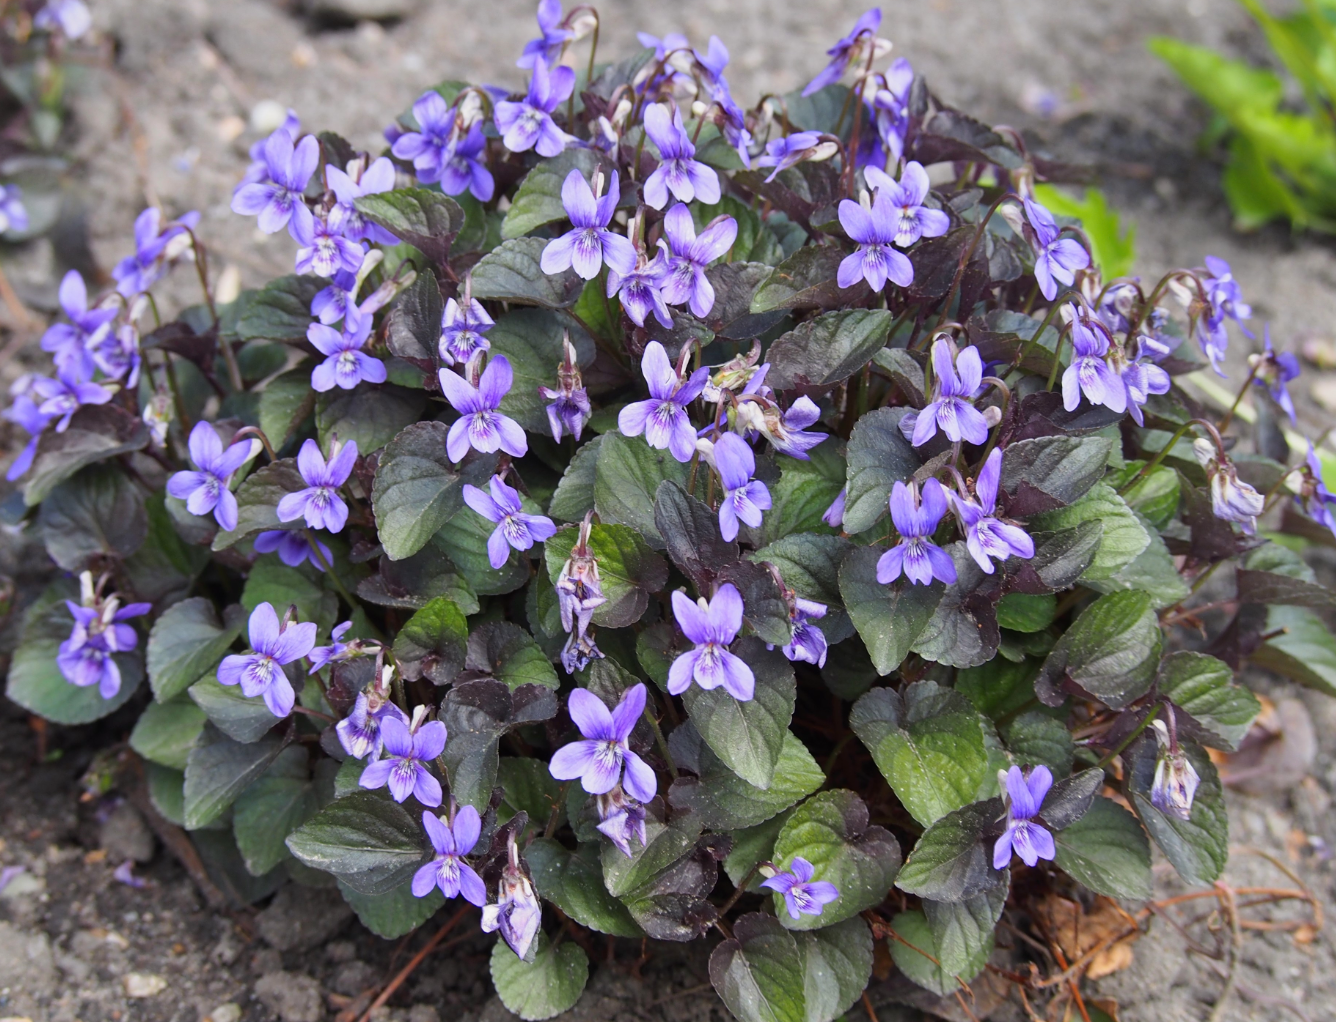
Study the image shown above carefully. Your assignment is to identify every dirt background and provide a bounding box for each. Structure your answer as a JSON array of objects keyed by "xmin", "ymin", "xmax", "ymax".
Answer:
[{"xmin": 3, "ymin": 1, "xmax": 1336, "ymax": 1020}]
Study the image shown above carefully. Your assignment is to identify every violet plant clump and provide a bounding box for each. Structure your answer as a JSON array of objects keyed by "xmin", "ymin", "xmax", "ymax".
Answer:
[{"xmin": 6, "ymin": 6, "xmax": 1329, "ymax": 1019}]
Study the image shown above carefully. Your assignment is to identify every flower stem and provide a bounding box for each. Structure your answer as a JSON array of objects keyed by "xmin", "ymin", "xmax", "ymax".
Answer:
[
  {"xmin": 304, "ymin": 526, "xmax": 358, "ymax": 610},
  {"xmin": 1217, "ymin": 358, "xmax": 1262, "ymax": 435},
  {"xmin": 642, "ymin": 699, "xmax": 678, "ymax": 778},
  {"xmin": 1096, "ymin": 704, "xmax": 1159, "ymax": 770}
]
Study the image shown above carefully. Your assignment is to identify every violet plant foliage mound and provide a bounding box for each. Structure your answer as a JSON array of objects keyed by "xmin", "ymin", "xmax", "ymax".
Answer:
[{"xmin": 3, "ymin": 4, "xmax": 1328, "ymax": 1018}]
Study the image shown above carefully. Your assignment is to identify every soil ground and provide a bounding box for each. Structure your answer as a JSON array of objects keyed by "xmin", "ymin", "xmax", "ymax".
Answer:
[{"xmin": 3, "ymin": 1, "xmax": 1336, "ymax": 1020}]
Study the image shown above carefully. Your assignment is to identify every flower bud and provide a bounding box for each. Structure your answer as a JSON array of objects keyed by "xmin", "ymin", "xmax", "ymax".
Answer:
[
  {"xmin": 1193, "ymin": 439, "xmax": 1265, "ymax": 534},
  {"xmin": 1150, "ymin": 719, "xmax": 1200, "ymax": 821},
  {"xmin": 481, "ymin": 831, "xmax": 541, "ymax": 960}
]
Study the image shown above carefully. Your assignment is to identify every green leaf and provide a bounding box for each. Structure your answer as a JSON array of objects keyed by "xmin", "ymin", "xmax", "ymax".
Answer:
[
  {"xmin": 211, "ymin": 459, "xmax": 307, "ymax": 549},
  {"xmin": 497, "ymin": 757, "xmax": 564, "ymax": 829},
  {"xmin": 772, "ymin": 789, "xmax": 901, "ymax": 929},
  {"xmin": 285, "ymin": 789, "xmax": 425, "ymax": 895},
  {"xmin": 842, "ymin": 407, "xmax": 921, "ymax": 534},
  {"xmin": 188, "ymin": 673, "xmax": 281, "ymax": 743},
  {"xmin": 122, "ymin": 492, "xmax": 210, "ymax": 605},
  {"xmin": 850, "ymin": 681, "xmax": 991, "ymax": 828},
  {"xmin": 192, "ymin": 829, "xmax": 285, "ymax": 906},
  {"xmin": 372, "ymin": 421, "xmax": 466, "ymax": 561},
  {"xmin": 996, "ymin": 593, "xmax": 1056, "ymax": 633},
  {"xmin": 258, "ymin": 366, "xmax": 317, "ymax": 452},
  {"xmin": 750, "ymin": 246, "xmax": 854, "ymax": 313},
  {"xmin": 432, "ymin": 498, "xmax": 533, "ymax": 597},
  {"xmin": 338, "ymin": 878, "xmax": 442, "ymax": 939},
  {"xmin": 316, "ymin": 384, "xmax": 427, "ymax": 455},
  {"xmin": 1148, "ymin": 35, "xmax": 1283, "ymax": 114},
  {"xmin": 5, "ymin": 584, "xmax": 145, "ymax": 724},
  {"xmin": 957, "ymin": 658, "xmax": 1040, "ymax": 720},
  {"xmin": 1127, "ymin": 736, "xmax": 1228, "ymax": 886},
  {"xmin": 757, "ymin": 446, "xmax": 846, "ymax": 546},
  {"xmin": 792, "ymin": 917, "xmax": 874, "ymax": 1022},
  {"xmin": 669, "ymin": 730, "xmax": 824, "ymax": 829},
  {"xmin": 889, "ymin": 909, "xmax": 989, "ymax": 996},
  {"xmin": 130, "ymin": 696, "xmax": 206, "ymax": 770},
  {"xmin": 147, "ymin": 762, "xmax": 186, "ymax": 826},
  {"xmin": 1251, "ymin": 605, "xmax": 1336, "ymax": 697},
  {"xmin": 392, "ymin": 597, "xmax": 468, "ymax": 685},
  {"xmin": 1001, "ymin": 712, "xmax": 1075, "ymax": 775},
  {"xmin": 38, "ymin": 465, "xmax": 146, "ymax": 571},
  {"xmin": 1052, "ymin": 797, "xmax": 1152, "ymax": 900},
  {"xmin": 386, "ymin": 269, "xmax": 442, "ymax": 366},
  {"xmin": 1032, "ymin": 482, "xmax": 1150, "ymax": 585},
  {"xmin": 146, "ymin": 598, "xmax": 244, "ymax": 703},
  {"xmin": 593, "ymin": 430, "xmax": 690, "ymax": 549},
  {"xmin": 839, "ymin": 546, "xmax": 942, "ymax": 675},
  {"xmin": 1031, "ymin": 185, "xmax": 1135, "ymax": 279},
  {"xmin": 765, "ymin": 310, "xmax": 893, "ymax": 388},
  {"xmin": 1023, "ymin": 521, "xmax": 1104, "ymax": 593},
  {"xmin": 709, "ymin": 912, "xmax": 807, "ymax": 1022},
  {"xmin": 466, "ymin": 621, "xmax": 558, "ymax": 690},
  {"xmin": 683, "ymin": 639, "xmax": 795, "ymax": 789},
  {"xmin": 1041, "ymin": 591, "xmax": 1161, "ymax": 709},
  {"xmin": 654, "ymin": 479, "xmax": 741, "ymax": 589},
  {"xmin": 998, "ymin": 435, "xmax": 1114, "ymax": 516},
  {"xmin": 354, "ymin": 188, "xmax": 465, "ymax": 266},
  {"xmin": 1112, "ymin": 462, "xmax": 1181, "ymax": 529},
  {"xmin": 24, "ymin": 404, "xmax": 150, "ymax": 506},
  {"xmin": 1236, "ymin": 564, "xmax": 1336, "ymax": 607},
  {"xmin": 242, "ymin": 560, "xmax": 338, "ymax": 634},
  {"xmin": 234, "ymin": 275, "xmax": 324, "ymax": 342},
  {"xmin": 183, "ymin": 724, "xmax": 285, "ymax": 830},
  {"xmin": 895, "ymin": 799, "xmax": 1006, "ymax": 902},
  {"xmin": 490, "ymin": 933, "xmax": 589, "ymax": 1019},
  {"xmin": 1157, "ymin": 651, "xmax": 1260, "ymax": 751},
  {"xmin": 502, "ymin": 149, "xmax": 603, "ymax": 239},
  {"xmin": 724, "ymin": 811, "xmax": 794, "ymax": 891},
  {"xmin": 543, "ymin": 520, "xmax": 669, "ymax": 628},
  {"xmin": 922, "ymin": 879, "xmax": 1008, "ymax": 982},
  {"xmin": 547, "ymin": 433, "xmax": 603, "ymax": 522},
  {"xmin": 470, "ymin": 237, "xmax": 584, "ymax": 309},
  {"xmin": 1086, "ymin": 516, "xmax": 1188, "ymax": 610},
  {"xmin": 910, "ymin": 543, "xmax": 1001, "ymax": 669},
  {"xmin": 525, "ymin": 838, "xmax": 643, "ymax": 937},
  {"xmin": 232, "ymin": 747, "xmax": 329, "ymax": 876},
  {"xmin": 440, "ymin": 680, "xmax": 558, "ymax": 809},
  {"xmin": 486, "ymin": 309, "xmax": 595, "ymax": 434},
  {"xmin": 601, "ymin": 810, "xmax": 703, "ymax": 899}
]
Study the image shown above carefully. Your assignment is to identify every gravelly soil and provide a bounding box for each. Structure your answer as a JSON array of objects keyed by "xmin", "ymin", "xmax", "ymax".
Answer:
[{"xmin": 3, "ymin": 1, "xmax": 1336, "ymax": 1020}]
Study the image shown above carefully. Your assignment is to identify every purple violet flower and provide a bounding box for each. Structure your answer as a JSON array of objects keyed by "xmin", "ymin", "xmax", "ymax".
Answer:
[
  {"xmin": 538, "ymin": 335, "xmax": 591, "ymax": 441},
  {"xmin": 310, "ymin": 621, "xmax": 355, "ymax": 674},
  {"xmin": 660, "ymin": 203, "xmax": 737, "ymax": 318},
  {"xmin": 837, "ymin": 191, "xmax": 913, "ymax": 292},
  {"xmin": 596, "ymin": 790, "xmax": 648, "ymax": 858},
  {"xmin": 1116, "ymin": 339, "xmax": 1171, "ymax": 427},
  {"xmin": 1296, "ymin": 442, "xmax": 1336, "ymax": 539},
  {"xmin": 866, "ymin": 58, "xmax": 914, "ymax": 167},
  {"xmin": 494, "ymin": 56, "xmax": 576, "ymax": 157},
  {"xmin": 0, "ymin": 184, "xmax": 28, "ymax": 234},
  {"xmin": 166, "ymin": 421, "xmax": 261, "ymax": 532},
  {"xmin": 865, "ymin": 162, "xmax": 949, "ymax": 247},
  {"xmin": 40, "ymin": 270, "xmax": 116, "ymax": 378},
  {"xmin": 642, "ymin": 102, "xmax": 721, "ymax": 210},
  {"xmin": 1061, "ymin": 308, "xmax": 1126, "ymax": 415},
  {"xmin": 57, "ymin": 575, "xmax": 151, "ymax": 699},
  {"xmin": 993, "ymin": 765, "xmax": 1056, "ymax": 868},
  {"xmin": 950, "ymin": 449, "xmax": 1035, "ymax": 574},
  {"xmin": 1023, "ymin": 198, "xmax": 1090, "ymax": 302},
  {"xmin": 1198, "ymin": 256, "xmax": 1253, "ymax": 376},
  {"xmin": 277, "ymin": 437, "xmax": 358, "ymax": 533},
  {"xmin": 667, "ymin": 583, "xmax": 755, "ymax": 702},
  {"xmin": 803, "ymin": 8, "xmax": 885, "ymax": 96},
  {"xmin": 608, "ymin": 250, "xmax": 673, "ymax": 329},
  {"xmin": 755, "ymin": 131, "xmax": 824, "ymax": 183},
  {"xmin": 617, "ymin": 340, "xmax": 709, "ymax": 463},
  {"xmin": 876, "ymin": 479, "xmax": 957, "ymax": 587},
  {"xmin": 517, "ymin": 0, "xmax": 572, "ymax": 69},
  {"xmin": 439, "ymin": 293, "xmax": 494, "ymax": 366},
  {"xmin": 540, "ymin": 169, "xmax": 635, "ymax": 280},
  {"xmin": 294, "ymin": 214, "xmax": 366, "ymax": 279},
  {"xmin": 781, "ymin": 598, "xmax": 828, "ymax": 668},
  {"xmin": 4, "ymin": 378, "xmax": 54, "ymax": 481},
  {"xmin": 34, "ymin": 0, "xmax": 90, "ymax": 38},
  {"xmin": 823, "ymin": 488, "xmax": 846, "ymax": 528},
  {"xmin": 549, "ymin": 684, "xmax": 657, "ymax": 801},
  {"xmin": 112, "ymin": 207, "xmax": 200, "ymax": 297},
  {"xmin": 1251, "ymin": 326, "xmax": 1300, "ymax": 424},
  {"xmin": 336, "ymin": 688, "xmax": 409, "ymax": 760},
  {"xmin": 254, "ymin": 530, "xmax": 333, "ymax": 572},
  {"xmin": 709, "ymin": 75, "xmax": 754, "ymax": 167},
  {"xmin": 308, "ymin": 305, "xmax": 386, "ymax": 391},
  {"xmin": 761, "ymin": 857, "xmax": 840, "ymax": 920},
  {"xmin": 714, "ymin": 433, "xmax": 771, "ymax": 541},
  {"xmin": 1194, "ymin": 440, "xmax": 1265, "ymax": 535},
  {"xmin": 311, "ymin": 270, "xmax": 358, "ymax": 325},
  {"xmin": 33, "ymin": 365, "xmax": 114, "ymax": 432},
  {"xmin": 217, "ymin": 602, "xmax": 318, "ymax": 718},
  {"xmin": 482, "ymin": 833, "xmax": 541, "ymax": 960},
  {"xmin": 326, "ymin": 156, "xmax": 399, "ymax": 246},
  {"xmin": 413, "ymin": 806, "xmax": 487, "ymax": 902},
  {"xmin": 463, "ymin": 474, "xmax": 558, "ymax": 569},
  {"xmin": 360, "ymin": 714, "xmax": 447, "ymax": 806},
  {"xmin": 906, "ymin": 339, "xmax": 989, "ymax": 446},
  {"xmin": 230, "ymin": 132, "xmax": 319, "ymax": 241},
  {"xmin": 438, "ymin": 355, "xmax": 528, "ymax": 463},
  {"xmin": 439, "ymin": 122, "xmax": 495, "ymax": 202},
  {"xmin": 92, "ymin": 324, "xmax": 141, "ymax": 387},
  {"xmin": 392, "ymin": 92, "xmax": 458, "ymax": 184}
]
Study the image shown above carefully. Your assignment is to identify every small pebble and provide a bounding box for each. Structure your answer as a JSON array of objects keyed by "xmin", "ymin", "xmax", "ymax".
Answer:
[{"xmin": 122, "ymin": 972, "xmax": 167, "ymax": 997}]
